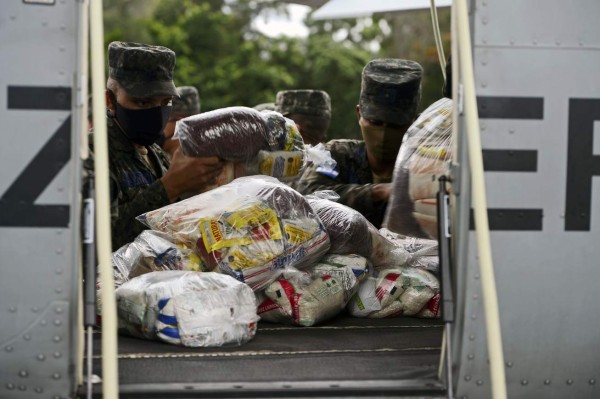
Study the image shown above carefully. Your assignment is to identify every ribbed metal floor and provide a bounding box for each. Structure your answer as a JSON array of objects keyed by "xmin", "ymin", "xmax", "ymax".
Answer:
[{"xmin": 87, "ymin": 316, "xmax": 445, "ymax": 398}]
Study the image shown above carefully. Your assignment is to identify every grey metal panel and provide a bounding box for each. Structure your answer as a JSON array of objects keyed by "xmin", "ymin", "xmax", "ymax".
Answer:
[
  {"xmin": 0, "ymin": 0, "xmax": 83, "ymax": 398},
  {"xmin": 454, "ymin": 0, "xmax": 600, "ymax": 398}
]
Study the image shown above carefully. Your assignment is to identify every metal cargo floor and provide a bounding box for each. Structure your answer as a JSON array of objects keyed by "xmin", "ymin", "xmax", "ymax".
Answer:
[{"xmin": 87, "ymin": 315, "xmax": 445, "ymax": 398}]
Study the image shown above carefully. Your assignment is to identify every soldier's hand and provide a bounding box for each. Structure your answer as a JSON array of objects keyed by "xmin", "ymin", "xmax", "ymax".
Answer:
[
  {"xmin": 372, "ymin": 183, "xmax": 391, "ymax": 203},
  {"xmin": 161, "ymin": 148, "xmax": 224, "ymax": 202}
]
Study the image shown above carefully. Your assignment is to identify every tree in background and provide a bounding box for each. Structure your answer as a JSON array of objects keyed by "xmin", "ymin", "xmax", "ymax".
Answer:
[{"xmin": 102, "ymin": 0, "xmax": 449, "ymax": 140}]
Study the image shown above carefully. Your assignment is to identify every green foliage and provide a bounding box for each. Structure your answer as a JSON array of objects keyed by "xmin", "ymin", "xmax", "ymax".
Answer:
[{"xmin": 102, "ymin": 1, "xmax": 451, "ymax": 141}]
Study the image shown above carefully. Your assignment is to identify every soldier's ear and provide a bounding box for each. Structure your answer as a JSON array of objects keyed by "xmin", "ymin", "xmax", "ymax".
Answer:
[
  {"xmin": 356, "ymin": 105, "xmax": 361, "ymax": 121},
  {"xmin": 105, "ymin": 89, "xmax": 116, "ymax": 115}
]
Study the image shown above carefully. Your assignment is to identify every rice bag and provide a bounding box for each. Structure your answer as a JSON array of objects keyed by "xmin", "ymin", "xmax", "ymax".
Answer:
[
  {"xmin": 379, "ymin": 228, "xmax": 439, "ymax": 274},
  {"xmin": 116, "ymin": 271, "xmax": 258, "ymax": 347},
  {"xmin": 138, "ymin": 176, "xmax": 330, "ymax": 291},
  {"xmin": 383, "ymin": 98, "xmax": 454, "ymax": 239},
  {"xmin": 347, "ymin": 267, "xmax": 440, "ymax": 318}
]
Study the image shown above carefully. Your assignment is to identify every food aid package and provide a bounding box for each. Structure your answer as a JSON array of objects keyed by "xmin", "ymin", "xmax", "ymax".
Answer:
[
  {"xmin": 256, "ymin": 254, "xmax": 368, "ymax": 326},
  {"xmin": 379, "ymin": 228, "xmax": 439, "ymax": 274},
  {"xmin": 175, "ymin": 107, "xmax": 305, "ymax": 184},
  {"xmin": 306, "ymin": 192, "xmax": 411, "ymax": 270},
  {"xmin": 115, "ymin": 271, "xmax": 258, "ymax": 347},
  {"xmin": 138, "ymin": 176, "xmax": 330, "ymax": 291},
  {"xmin": 383, "ymin": 98, "xmax": 454, "ymax": 239},
  {"xmin": 347, "ymin": 267, "xmax": 440, "ymax": 318}
]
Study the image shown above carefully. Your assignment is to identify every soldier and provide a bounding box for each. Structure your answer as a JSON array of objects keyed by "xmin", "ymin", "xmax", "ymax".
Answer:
[
  {"xmin": 274, "ymin": 89, "xmax": 331, "ymax": 146},
  {"xmin": 295, "ymin": 59, "xmax": 422, "ymax": 227},
  {"xmin": 88, "ymin": 41, "xmax": 224, "ymax": 249},
  {"xmin": 159, "ymin": 85, "xmax": 201, "ymax": 159}
]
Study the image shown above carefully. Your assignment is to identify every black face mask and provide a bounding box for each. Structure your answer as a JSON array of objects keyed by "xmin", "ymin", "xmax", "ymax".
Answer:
[{"xmin": 111, "ymin": 95, "xmax": 172, "ymax": 146}]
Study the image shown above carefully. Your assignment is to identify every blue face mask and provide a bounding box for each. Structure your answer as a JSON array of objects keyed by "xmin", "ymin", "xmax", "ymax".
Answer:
[{"xmin": 110, "ymin": 93, "xmax": 172, "ymax": 146}]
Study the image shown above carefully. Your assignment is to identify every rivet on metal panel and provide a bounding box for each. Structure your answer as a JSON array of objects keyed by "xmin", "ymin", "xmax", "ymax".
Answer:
[
  {"xmin": 55, "ymin": 288, "xmax": 63, "ymax": 294},
  {"xmin": 52, "ymin": 373, "xmax": 61, "ymax": 380},
  {"xmin": 55, "ymin": 307, "xmax": 63, "ymax": 314},
  {"xmin": 53, "ymin": 352, "xmax": 62, "ymax": 358},
  {"xmin": 5, "ymin": 346, "xmax": 13, "ymax": 352},
  {"xmin": 579, "ymin": 41, "xmax": 583, "ymax": 46},
  {"xmin": 57, "ymin": 187, "xmax": 64, "ymax": 192},
  {"xmin": 10, "ymin": 16, "xmax": 16, "ymax": 20},
  {"xmin": 506, "ymin": 362, "xmax": 513, "ymax": 368},
  {"xmin": 60, "ymin": 46, "xmax": 65, "ymax": 52},
  {"xmin": 41, "ymin": 320, "xmax": 48, "ymax": 326},
  {"xmin": 37, "ymin": 354, "xmax": 46, "ymax": 361},
  {"xmin": 35, "ymin": 387, "xmax": 43, "ymax": 393},
  {"xmin": 482, "ymin": 0, "xmax": 486, "ymax": 5},
  {"xmin": 461, "ymin": 396, "xmax": 468, "ymax": 399},
  {"xmin": 509, "ymin": 129, "xmax": 515, "ymax": 134},
  {"xmin": 18, "ymin": 385, "xmax": 26, "ymax": 391},
  {"xmin": 482, "ymin": 18, "xmax": 488, "ymax": 25},
  {"xmin": 6, "ymin": 383, "xmax": 15, "ymax": 390},
  {"xmin": 474, "ymin": 273, "xmax": 480, "ymax": 280},
  {"xmin": 481, "ymin": 61, "xmax": 487, "ymax": 66},
  {"xmin": 54, "ymin": 320, "xmax": 62, "ymax": 326},
  {"xmin": 590, "ymin": 379, "xmax": 596, "ymax": 385},
  {"xmin": 471, "ymin": 314, "xmax": 477, "ymax": 320},
  {"xmin": 533, "ymin": 40, "xmax": 538, "ymax": 45},
  {"xmin": 59, "ymin": 71, "xmax": 65, "ymax": 76},
  {"xmin": 469, "ymin": 335, "xmax": 475, "ymax": 341},
  {"xmin": 544, "ymin": 379, "xmax": 551, "ymax": 385},
  {"xmin": 510, "ymin": 40, "xmax": 515, "ymax": 45},
  {"xmin": 31, "ymin": 307, "xmax": 39, "ymax": 313},
  {"xmin": 467, "ymin": 354, "xmax": 474, "ymax": 360},
  {"xmin": 481, "ymin": 82, "xmax": 487, "ymax": 88},
  {"xmin": 53, "ymin": 336, "xmax": 62, "ymax": 343},
  {"xmin": 56, "ymin": 268, "xmax": 63, "ymax": 275},
  {"xmin": 18, "ymin": 370, "xmax": 28, "ymax": 378},
  {"xmin": 476, "ymin": 380, "xmax": 483, "ymax": 386},
  {"xmin": 56, "ymin": 230, "xmax": 63, "ymax": 235},
  {"xmin": 472, "ymin": 294, "xmax": 479, "ymax": 300},
  {"xmin": 23, "ymin": 334, "xmax": 31, "ymax": 341},
  {"xmin": 556, "ymin": 41, "xmax": 561, "ymax": 46},
  {"xmin": 61, "ymin": 25, "xmax": 66, "ymax": 30},
  {"xmin": 9, "ymin": 306, "xmax": 17, "ymax": 313},
  {"xmin": 53, "ymin": 396, "xmax": 61, "ymax": 399},
  {"xmin": 566, "ymin": 379, "xmax": 573, "ymax": 385},
  {"xmin": 56, "ymin": 248, "xmax": 63, "ymax": 254},
  {"xmin": 482, "ymin": 39, "xmax": 487, "ymax": 44},
  {"xmin": 465, "ymin": 375, "xmax": 471, "ymax": 381},
  {"xmin": 42, "ymin": 21, "xmax": 48, "ymax": 26},
  {"xmin": 521, "ymin": 379, "xmax": 528, "ymax": 386}
]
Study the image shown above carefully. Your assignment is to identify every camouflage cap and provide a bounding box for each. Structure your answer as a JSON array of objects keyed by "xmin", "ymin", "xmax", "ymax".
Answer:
[
  {"xmin": 172, "ymin": 86, "xmax": 201, "ymax": 116},
  {"xmin": 275, "ymin": 90, "xmax": 331, "ymax": 118},
  {"xmin": 253, "ymin": 102, "xmax": 277, "ymax": 112},
  {"xmin": 359, "ymin": 59, "xmax": 423, "ymax": 126},
  {"xmin": 108, "ymin": 41, "xmax": 178, "ymax": 98}
]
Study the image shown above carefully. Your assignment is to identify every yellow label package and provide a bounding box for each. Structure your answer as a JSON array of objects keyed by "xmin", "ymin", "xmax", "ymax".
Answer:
[{"xmin": 258, "ymin": 150, "xmax": 304, "ymax": 180}]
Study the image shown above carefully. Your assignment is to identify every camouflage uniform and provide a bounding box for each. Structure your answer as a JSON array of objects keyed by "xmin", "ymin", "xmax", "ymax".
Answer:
[
  {"xmin": 253, "ymin": 102, "xmax": 276, "ymax": 112},
  {"xmin": 296, "ymin": 59, "xmax": 422, "ymax": 227},
  {"xmin": 172, "ymin": 86, "xmax": 201, "ymax": 117},
  {"xmin": 295, "ymin": 139, "xmax": 387, "ymax": 226},
  {"xmin": 275, "ymin": 89, "xmax": 331, "ymax": 145},
  {"xmin": 86, "ymin": 41, "xmax": 178, "ymax": 250}
]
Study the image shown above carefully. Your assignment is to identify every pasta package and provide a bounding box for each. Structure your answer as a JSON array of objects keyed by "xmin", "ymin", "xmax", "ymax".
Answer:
[
  {"xmin": 138, "ymin": 176, "xmax": 330, "ymax": 291},
  {"xmin": 383, "ymin": 98, "xmax": 454, "ymax": 239}
]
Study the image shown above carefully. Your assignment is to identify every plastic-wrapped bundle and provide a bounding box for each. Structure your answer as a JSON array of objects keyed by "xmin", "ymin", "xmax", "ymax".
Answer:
[
  {"xmin": 138, "ymin": 176, "xmax": 330, "ymax": 291},
  {"xmin": 175, "ymin": 107, "xmax": 305, "ymax": 184},
  {"xmin": 383, "ymin": 98, "xmax": 454, "ymax": 239},
  {"xmin": 379, "ymin": 228, "xmax": 439, "ymax": 274},
  {"xmin": 116, "ymin": 271, "xmax": 258, "ymax": 347},
  {"xmin": 112, "ymin": 230, "xmax": 207, "ymax": 284},
  {"xmin": 257, "ymin": 254, "xmax": 368, "ymax": 326},
  {"xmin": 347, "ymin": 267, "xmax": 440, "ymax": 318},
  {"xmin": 306, "ymin": 192, "xmax": 410, "ymax": 269}
]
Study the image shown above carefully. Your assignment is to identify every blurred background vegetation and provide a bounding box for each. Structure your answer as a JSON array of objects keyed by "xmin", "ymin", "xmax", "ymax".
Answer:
[{"xmin": 103, "ymin": 0, "xmax": 450, "ymax": 140}]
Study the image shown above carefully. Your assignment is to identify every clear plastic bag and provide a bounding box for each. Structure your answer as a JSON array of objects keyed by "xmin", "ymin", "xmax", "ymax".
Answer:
[
  {"xmin": 137, "ymin": 176, "xmax": 330, "ymax": 291},
  {"xmin": 115, "ymin": 270, "xmax": 258, "ymax": 347},
  {"xmin": 379, "ymin": 228, "xmax": 439, "ymax": 274},
  {"xmin": 383, "ymin": 98, "xmax": 454, "ymax": 239},
  {"xmin": 175, "ymin": 107, "xmax": 305, "ymax": 184},
  {"xmin": 347, "ymin": 266, "xmax": 440, "ymax": 319}
]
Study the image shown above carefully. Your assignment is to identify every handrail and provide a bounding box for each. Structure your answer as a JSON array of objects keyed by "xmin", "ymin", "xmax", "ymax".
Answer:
[
  {"xmin": 430, "ymin": 0, "xmax": 447, "ymax": 79},
  {"xmin": 454, "ymin": 1, "xmax": 507, "ymax": 398},
  {"xmin": 90, "ymin": 0, "xmax": 120, "ymax": 397}
]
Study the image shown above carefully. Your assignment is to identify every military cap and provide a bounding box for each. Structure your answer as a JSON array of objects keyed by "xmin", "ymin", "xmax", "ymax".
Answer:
[
  {"xmin": 253, "ymin": 102, "xmax": 277, "ymax": 112},
  {"xmin": 108, "ymin": 41, "xmax": 178, "ymax": 97},
  {"xmin": 275, "ymin": 90, "xmax": 331, "ymax": 118},
  {"xmin": 172, "ymin": 86, "xmax": 201, "ymax": 116},
  {"xmin": 359, "ymin": 59, "xmax": 423, "ymax": 126}
]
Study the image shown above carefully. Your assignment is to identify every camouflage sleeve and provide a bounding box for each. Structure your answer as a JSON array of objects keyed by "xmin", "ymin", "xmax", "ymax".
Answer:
[
  {"xmin": 296, "ymin": 166, "xmax": 387, "ymax": 227},
  {"xmin": 110, "ymin": 175, "xmax": 169, "ymax": 250}
]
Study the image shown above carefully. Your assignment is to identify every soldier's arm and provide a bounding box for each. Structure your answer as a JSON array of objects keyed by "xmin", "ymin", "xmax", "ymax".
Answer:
[{"xmin": 296, "ymin": 166, "xmax": 388, "ymax": 227}]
